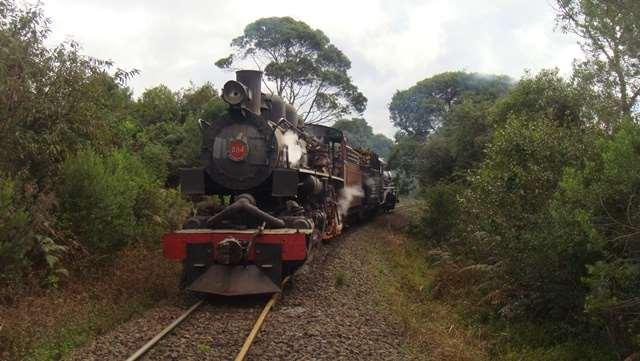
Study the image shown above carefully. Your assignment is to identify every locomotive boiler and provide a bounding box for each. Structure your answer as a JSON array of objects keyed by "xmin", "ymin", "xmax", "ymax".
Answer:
[{"xmin": 162, "ymin": 70, "xmax": 397, "ymax": 296}]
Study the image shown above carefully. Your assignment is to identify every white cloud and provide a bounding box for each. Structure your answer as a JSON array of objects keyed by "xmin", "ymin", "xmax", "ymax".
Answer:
[{"xmin": 41, "ymin": 0, "xmax": 582, "ymax": 137}]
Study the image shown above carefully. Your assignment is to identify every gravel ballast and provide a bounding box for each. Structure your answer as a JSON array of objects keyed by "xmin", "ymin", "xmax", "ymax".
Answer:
[{"xmin": 68, "ymin": 212, "xmax": 408, "ymax": 360}]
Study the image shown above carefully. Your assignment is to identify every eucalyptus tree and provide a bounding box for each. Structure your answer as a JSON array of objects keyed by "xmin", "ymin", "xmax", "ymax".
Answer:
[
  {"xmin": 216, "ymin": 17, "xmax": 366, "ymax": 124},
  {"xmin": 389, "ymin": 71, "xmax": 511, "ymax": 137},
  {"xmin": 556, "ymin": 0, "xmax": 640, "ymax": 120}
]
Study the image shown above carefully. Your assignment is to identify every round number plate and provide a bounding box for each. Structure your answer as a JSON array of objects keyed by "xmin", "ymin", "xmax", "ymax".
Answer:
[{"xmin": 228, "ymin": 139, "xmax": 248, "ymax": 161}]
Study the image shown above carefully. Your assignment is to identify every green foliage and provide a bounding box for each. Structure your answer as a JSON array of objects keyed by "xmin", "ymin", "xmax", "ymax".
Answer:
[
  {"xmin": 461, "ymin": 116, "xmax": 593, "ymax": 317},
  {"xmin": 217, "ymin": 16, "xmax": 366, "ymax": 123},
  {"xmin": 369, "ymin": 134, "xmax": 394, "ymax": 161},
  {"xmin": 414, "ymin": 183, "xmax": 461, "ymax": 245},
  {"xmin": 140, "ymin": 143, "xmax": 170, "ymax": 181},
  {"xmin": 0, "ymin": 176, "xmax": 32, "ymax": 284},
  {"xmin": 135, "ymin": 85, "xmax": 180, "ymax": 126},
  {"xmin": 493, "ymin": 319, "xmax": 617, "ymax": 361},
  {"xmin": 0, "ymin": 175, "xmax": 68, "ymax": 289},
  {"xmin": 134, "ymin": 84, "xmax": 226, "ymax": 185},
  {"xmin": 411, "ymin": 69, "xmax": 640, "ymax": 355},
  {"xmin": 332, "ymin": 117, "xmax": 393, "ymax": 159},
  {"xmin": 0, "ymin": 1, "xmax": 137, "ymax": 182},
  {"xmin": 37, "ymin": 236, "xmax": 69, "ymax": 288},
  {"xmin": 415, "ymin": 135, "xmax": 455, "ymax": 186},
  {"xmin": 491, "ymin": 69, "xmax": 586, "ymax": 127},
  {"xmin": 180, "ymin": 82, "xmax": 219, "ymax": 119},
  {"xmin": 0, "ymin": 1, "xmax": 214, "ymax": 290},
  {"xmin": 550, "ymin": 120, "xmax": 640, "ymax": 349},
  {"xmin": 556, "ymin": 0, "xmax": 640, "ymax": 119},
  {"xmin": 335, "ymin": 271, "xmax": 347, "ymax": 287},
  {"xmin": 388, "ymin": 72, "xmax": 511, "ymax": 191},
  {"xmin": 449, "ymin": 72, "xmax": 594, "ymax": 319},
  {"xmin": 388, "ymin": 133, "xmax": 421, "ymax": 194},
  {"xmin": 389, "ymin": 71, "xmax": 511, "ymax": 137},
  {"xmin": 58, "ymin": 149, "xmax": 187, "ymax": 254}
]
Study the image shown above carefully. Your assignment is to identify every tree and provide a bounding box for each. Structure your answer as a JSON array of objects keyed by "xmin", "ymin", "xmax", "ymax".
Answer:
[
  {"xmin": 136, "ymin": 85, "xmax": 180, "ymax": 126},
  {"xmin": 388, "ymin": 132, "xmax": 421, "ymax": 194},
  {"xmin": 389, "ymin": 72, "xmax": 511, "ymax": 137},
  {"xmin": 216, "ymin": 17, "xmax": 366, "ymax": 124},
  {"xmin": 332, "ymin": 118, "xmax": 372, "ymax": 149},
  {"xmin": 179, "ymin": 82, "xmax": 219, "ymax": 120},
  {"xmin": 332, "ymin": 117, "xmax": 393, "ymax": 159},
  {"xmin": 388, "ymin": 72, "xmax": 511, "ymax": 188},
  {"xmin": 0, "ymin": 0, "xmax": 138, "ymax": 182},
  {"xmin": 369, "ymin": 134, "xmax": 394, "ymax": 161},
  {"xmin": 556, "ymin": 0, "xmax": 640, "ymax": 119}
]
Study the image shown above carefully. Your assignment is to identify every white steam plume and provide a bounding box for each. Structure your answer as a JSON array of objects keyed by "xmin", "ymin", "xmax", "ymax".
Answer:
[
  {"xmin": 338, "ymin": 185, "xmax": 364, "ymax": 216},
  {"xmin": 283, "ymin": 130, "xmax": 304, "ymax": 167}
]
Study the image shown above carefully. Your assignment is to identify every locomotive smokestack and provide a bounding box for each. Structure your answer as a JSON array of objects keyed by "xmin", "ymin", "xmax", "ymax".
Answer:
[{"xmin": 236, "ymin": 70, "xmax": 262, "ymax": 115}]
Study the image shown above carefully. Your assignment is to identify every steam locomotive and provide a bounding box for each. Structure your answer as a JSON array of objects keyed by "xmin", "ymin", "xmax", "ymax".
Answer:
[{"xmin": 162, "ymin": 70, "xmax": 397, "ymax": 296}]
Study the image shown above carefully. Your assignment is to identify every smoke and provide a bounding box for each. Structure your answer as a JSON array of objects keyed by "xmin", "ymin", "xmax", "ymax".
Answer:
[
  {"xmin": 338, "ymin": 185, "xmax": 364, "ymax": 216},
  {"xmin": 283, "ymin": 130, "xmax": 304, "ymax": 167}
]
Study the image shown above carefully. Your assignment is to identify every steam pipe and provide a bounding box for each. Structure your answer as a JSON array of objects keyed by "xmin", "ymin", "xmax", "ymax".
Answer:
[{"xmin": 207, "ymin": 196, "xmax": 285, "ymax": 228}]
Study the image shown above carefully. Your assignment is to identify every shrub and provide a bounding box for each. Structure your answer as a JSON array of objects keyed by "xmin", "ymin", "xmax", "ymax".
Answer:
[
  {"xmin": 414, "ymin": 182, "xmax": 462, "ymax": 245},
  {"xmin": 140, "ymin": 143, "xmax": 171, "ymax": 182},
  {"xmin": 0, "ymin": 176, "xmax": 67, "ymax": 289},
  {"xmin": 0, "ymin": 176, "xmax": 32, "ymax": 284},
  {"xmin": 457, "ymin": 116, "xmax": 595, "ymax": 318},
  {"xmin": 59, "ymin": 149, "xmax": 187, "ymax": 255},
  {"xmin": 551, "ymin": 120, "xmax": 640, "ymax": 350}
]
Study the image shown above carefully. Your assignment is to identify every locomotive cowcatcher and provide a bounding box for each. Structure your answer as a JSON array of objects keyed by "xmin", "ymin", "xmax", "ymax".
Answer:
[{"xmin": 162, "ymin": 70, "xmax": 397, "ymax": 296}]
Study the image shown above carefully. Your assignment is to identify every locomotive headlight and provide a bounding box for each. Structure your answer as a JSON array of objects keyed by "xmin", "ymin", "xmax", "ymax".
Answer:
[{"xmin": 222, "ymin": 80, "xmax": 250, "ymax": 105}]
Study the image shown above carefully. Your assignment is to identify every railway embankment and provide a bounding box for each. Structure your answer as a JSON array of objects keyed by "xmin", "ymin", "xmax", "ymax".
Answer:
[
  {"xmin": 0, "ymin": 244, "xmax": 183, "ymax": 361},
  {"xmin": 3, "ymin": 203, "xmax": 487, "ymax": 361}
]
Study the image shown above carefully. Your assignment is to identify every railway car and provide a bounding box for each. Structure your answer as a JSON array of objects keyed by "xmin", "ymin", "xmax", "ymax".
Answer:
[{"xmin": 162, "ymin": 70, "xmax": 397, "ymax": 296}]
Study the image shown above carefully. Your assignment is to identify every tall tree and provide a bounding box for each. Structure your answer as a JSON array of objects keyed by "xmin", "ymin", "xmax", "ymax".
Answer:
[
  {"xmin": 332, "ymin": 117, "xmax": 393, "ymax": 159},
  {"xmin": 0, "ymin": 0, "xmax": 137, "ymax": 181},
  {"xmin": 556, "ymin": 0, "xmax": 640, "ymax": 119},
  {"xmin": 136, "ymin": 85, "xmax": 180, "ymax": 126},
  {"xmin": 388, "ymin": 72, "xmax": 511, "ymax": 189},
  {"xmin": 389, "ymin": 72, "xmax": 511, "ymax": 137},
  {"xmin": 216, "ymin": 17, "xmax": 366, "ymax": 124}
]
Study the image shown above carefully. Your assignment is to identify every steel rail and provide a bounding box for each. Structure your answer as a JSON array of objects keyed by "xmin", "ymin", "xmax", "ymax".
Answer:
[
  {"xmin": 125, "ymin": 276, "xmax": 290, "ymax": 361},
  {"xmin": 234, "ymin": 276, "xmax": 291, "ymax": 361},
  {"xmin": 125, "ymin": 299, "xmax": 204, "ymax": 361}
]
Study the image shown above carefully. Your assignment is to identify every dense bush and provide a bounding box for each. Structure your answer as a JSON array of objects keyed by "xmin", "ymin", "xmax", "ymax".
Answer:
[
  {"xmin": 551, "ymin": 120, "xmax": 640, "ymax": 348},
  {"xmin": 460, "ymin": 116, "xmax": 594, "ymax": 317},
  {"xmin": 0, "ymin": 175, "xmax": 67, "ymax": 289},
  {"xmin": 0, "ymin": 0, "xmax": 221, "ymax": 289},
  {"xmin": 58, "ymin": 149, "xmax": 187, "ymax": 254},
  {"xmin": 408, "ymin": 69, "xmax": 640, "ymax": 355},
  {"xmin": 413, "ymin": 183, "xmax": 462, "ymax": 246},
  {"xmin": 0, "ymin": 176, "xmax": 32, "ymax": 283},
  {"xmin": 0, "ymin": 1, "xmax": 137, "ymax": 182}
]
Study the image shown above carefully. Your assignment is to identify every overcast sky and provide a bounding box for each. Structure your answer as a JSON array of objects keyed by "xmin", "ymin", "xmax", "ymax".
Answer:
[{"xmin": 42, "ymin": 0, "xmax": 582, "ymax": 137}]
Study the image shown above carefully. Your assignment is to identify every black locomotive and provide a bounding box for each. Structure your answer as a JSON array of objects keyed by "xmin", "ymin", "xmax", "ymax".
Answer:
[{"xmin": 163, "ymin": 70, "xmax": 397, "ymax": 296}]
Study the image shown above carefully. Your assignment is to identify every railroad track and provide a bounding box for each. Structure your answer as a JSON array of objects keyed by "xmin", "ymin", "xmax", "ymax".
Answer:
[{"xmin": 125, "ymin": 276, "xmax": 290, "ymax": 361}]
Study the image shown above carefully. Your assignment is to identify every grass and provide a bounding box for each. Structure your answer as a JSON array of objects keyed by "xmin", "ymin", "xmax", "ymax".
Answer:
[
  {"xmin": 366, "ymin": 204, "xmax": 490, "ymax": 361},
  {"xmin": 335, "ymin": 271, "xmax": 347, "ymax": 287},
  {"xmin": 368, "ymin": 203, "xmax": 618, "ymax": 361},
  {"xmin": 0, "ymin": 242, "xmax": 181, "ymax": 361},
  {"xmin": 196, "ymin": 342, "xmax": 214, "ymax": 354}
]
